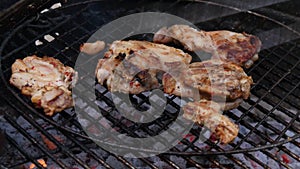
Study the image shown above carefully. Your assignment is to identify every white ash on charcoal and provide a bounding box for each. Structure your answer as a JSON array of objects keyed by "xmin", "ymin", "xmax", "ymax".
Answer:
[
  {"xmin": 125, "ymin": 157, "xmax": 147, "ymax": 168},
  {"xmin": 249, "ymin": 95, "xmax": 299, "ymax": 129},
  {"xmin": 238, "ymin": 139, "xmax": 298, "ymax": 168},
  {"xmin": 106, "ymin": 156, "xmax": 127, "ymax": 168},
  {"xmin": 147, "ymin": 156, "xmax": 170, "ymax": 168},
  {"xmin": 94, "ymin": 165, "xmax": 106, "ymax": 169},
  {"xmin": 249, "ymin": 150, "xmax": 280, "ymax": 169},
  {"xmin": 90, "ymin": 148, "xmax": 110, "ymax": 160},
  {"xmin": 170, "ymin": 155, "xmax": 187, "ymax": 168},
  {"xmin": 232, "ymin": 153, "xmax": 255, "ymax": 168},
  {"xmin": 191, "ymin": 155, "xmax": 235, "ymax": 168}
]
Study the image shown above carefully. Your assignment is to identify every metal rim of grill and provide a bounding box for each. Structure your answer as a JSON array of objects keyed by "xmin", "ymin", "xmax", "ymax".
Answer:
[{"xmin": 0, "ymin": 0, "xmax": 300, "ymax": 168}]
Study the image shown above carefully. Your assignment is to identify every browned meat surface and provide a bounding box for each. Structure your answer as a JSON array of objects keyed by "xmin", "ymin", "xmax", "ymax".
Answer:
[
  {"xmin": 163, "ymin": 59, "xmax": 253, "ymax": 110},
  {"xmin": 183, "ymin": 100, "xmax": 239, "ymax": 144},
  {"xmin": 10, "ymin": 55, "xmax": 77, "ymax": 116},
  {"xmin": 95, "ymin": 40, "xmax": 255, "ymax": 144},
  {"xmin": 96, "ymin": 40, "xmax": 192, "ymax": 94},
  {"xmin": 154, "ymin": 25, "xmax": 261, "ymax": 68},
  {"xmin": 187, "ymin": 60, "xmax": 253, "ymax": 100}
]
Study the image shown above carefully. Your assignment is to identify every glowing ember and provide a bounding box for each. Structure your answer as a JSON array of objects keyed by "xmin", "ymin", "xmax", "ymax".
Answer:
[
  {"xmin": 281, "ymin": 154, "xmax": 290, "ymax": 163},
  {"xmin": 41, "ymin": 134, "xmax": 63, "ymax": 150},
  {"xmin": 29, "ymin": 159, "xmax": 47, "ymax": 169}
]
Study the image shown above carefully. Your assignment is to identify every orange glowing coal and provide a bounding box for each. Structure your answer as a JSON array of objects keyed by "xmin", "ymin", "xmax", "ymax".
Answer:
[{"xmin": 29, "ymin": 159, "xmax": 47, "ymax": 169}]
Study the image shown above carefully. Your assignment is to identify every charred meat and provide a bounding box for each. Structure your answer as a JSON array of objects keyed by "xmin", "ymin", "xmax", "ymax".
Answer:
[
  {"xmin": 163, "ymin": 59, "xmax": 253, "ymax": 110},
  {"xmin": 96, "ymin": 40, "xmax": 192, "ymax": 94},
  {"xmin": 154, "ymin": 25, "xmax": 261, "ymax": 68}
]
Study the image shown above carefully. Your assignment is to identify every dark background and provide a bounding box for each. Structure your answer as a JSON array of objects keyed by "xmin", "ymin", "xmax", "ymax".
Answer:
[{"xmin": 0, "ymin": 0, "xmax": 19, "ymax": 11}]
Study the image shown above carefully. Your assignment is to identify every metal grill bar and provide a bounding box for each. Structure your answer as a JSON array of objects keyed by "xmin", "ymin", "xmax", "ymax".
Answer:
[
  {"xmin": 4, "ymin": 132, "xmax": 46, "ymax": 169},
  {"xmin": 4, "ymin": 112, "xmax": 67, "ymax": 168},
  {"xmin": 1, "ymin": 0, "xmax": 300, "ymax": 168}
]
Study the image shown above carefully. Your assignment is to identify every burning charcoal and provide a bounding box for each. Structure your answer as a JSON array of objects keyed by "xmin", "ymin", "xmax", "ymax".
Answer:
[
  {"xmin": 170, "ymin": 156, "xmax": 187, "ymax": 168},
  {"xmin": 24, "ymin": 159, "xmax": 47, "ymax": 169},
  {"xmin": 239, "ymin": 125, "xmax": 251, "ymax": 137},
  {"xmin": 290, "ymin": 161, "xmax": 300, "ymax": 169},
  {"xmin": 240, "ymin": 142, "xmax": 255, "ymax": 152},
  {"xmin": 41, "ymin": 134, "xmax": 59, "ymax": 150},
  {"xmin": 153, "ymin": 160, "xmax": 169, "ymax": 169},
  {"xmin": 106, "ymin": 156, "xmax": 126, "ymax": 169},
  {"xmin": 94, "ymin": 165, "xmax": 106, "ymax": 169},
  {"xmin": 125, "ymin": 158, "xmax": 146, "ymax": 168},
  {"xmin": 191, "ymin": 156, "xmax": 211, "ymax": 167},
  {"xmin": 90, "ymin": 148, "xmax": 109, "ymax": 159},
  {"xmin": 232, "ymin": 153, "xmax": 254, "ymax": 167},
  {"xmin": 249, "ymin": 151, "xmax": 278, "ymax": 169},
  {"xmin": 268, "ymin": 155, "xmax": 282, "ymax": 168}
]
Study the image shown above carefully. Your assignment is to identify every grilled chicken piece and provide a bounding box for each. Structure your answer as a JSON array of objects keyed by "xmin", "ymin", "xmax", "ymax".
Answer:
[
  {"xmin": 10, "ymin": 55, "xmax": 77, "ymax": 115},
  {"xmin": 96, "ymin": 40, "xmax": 192, "ymax": 94},
  {"xmin": 183, "ymin": 100, "xmax": 239, "ymax": 144},
  {"xmin": 154, "ymin": 25, "xmax": 261, "ymax": 68},
  {"xmin": 31, "ymin": 86, "xmax": 73, "ymax": 116},
  {"xmin": 163, "ymin": 60, "xmax": 253, "ymax": 110}
]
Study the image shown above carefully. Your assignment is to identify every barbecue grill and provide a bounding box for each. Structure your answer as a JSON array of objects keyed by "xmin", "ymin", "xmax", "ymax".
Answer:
[{"xmin": 0, "ymin": 0, "xmax": 299, "ymax": 168}]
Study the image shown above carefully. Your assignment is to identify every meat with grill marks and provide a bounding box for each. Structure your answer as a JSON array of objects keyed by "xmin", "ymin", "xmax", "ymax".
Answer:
[
  {"xmin": 153, "ymin": 25, "xmax": 261, "ymax": 68},
  {"xmin": 96, "ymin": 40, "xmax": 254, "ymax": 144},
  {"xmin": 163, "ymin": 59, "xmax": 253, "ymax": 110},
  {"xmin": 183, "ymin": 100, "xmax": 239, "ymax": 144},
  {"xmin": 96, "ymin": 40, "xmax": 192, "ymax": 94},
  {"xmin": 10, "ymin": 55, "xmax": 78, "ymax": 116}
]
